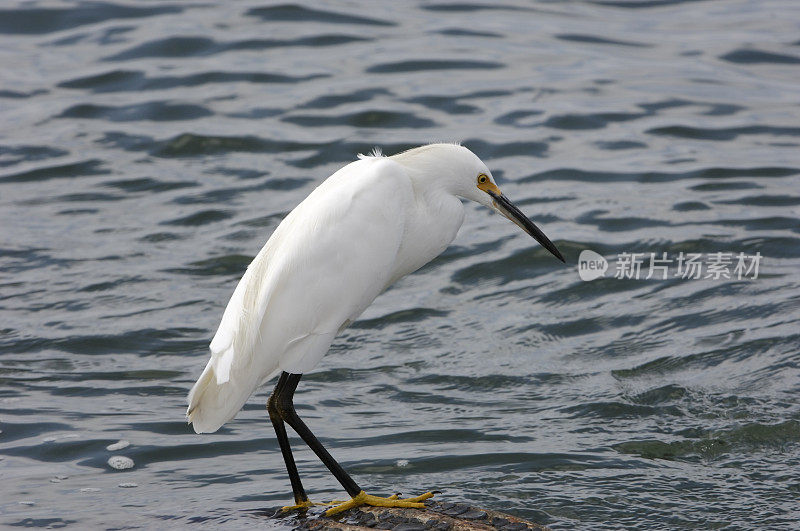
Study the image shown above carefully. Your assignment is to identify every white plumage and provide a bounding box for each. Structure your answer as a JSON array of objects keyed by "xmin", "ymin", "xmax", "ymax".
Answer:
[{"xmin": 187, "ymin": 143, "xmax": 563, "ymax": 434}]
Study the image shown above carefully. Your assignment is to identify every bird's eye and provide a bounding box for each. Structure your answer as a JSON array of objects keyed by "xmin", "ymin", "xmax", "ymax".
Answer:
[{"xmin": 478, "ymin": 174, "xmax": 488, "ymax": 184}]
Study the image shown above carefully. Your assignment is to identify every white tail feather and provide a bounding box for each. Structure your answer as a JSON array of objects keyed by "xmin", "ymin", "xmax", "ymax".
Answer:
[{"xmin": 187, "ymin": 357, "xmax": 278, "ymax": 433}]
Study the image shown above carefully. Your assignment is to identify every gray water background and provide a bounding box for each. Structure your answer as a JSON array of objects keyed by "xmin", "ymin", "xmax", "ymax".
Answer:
[{"xmin": 1, "ymin": 0, "xmax": 799, "ymax": 528}]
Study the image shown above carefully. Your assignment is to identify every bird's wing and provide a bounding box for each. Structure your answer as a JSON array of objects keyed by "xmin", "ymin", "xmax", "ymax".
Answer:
[{"xmin": 188, "ymin": 157, "xmax": 412, "ymax": 432}]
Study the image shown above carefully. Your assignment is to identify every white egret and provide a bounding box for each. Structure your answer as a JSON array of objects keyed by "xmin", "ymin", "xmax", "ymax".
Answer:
[{"xmin": 187, "ymin": 143, "xmax": 564, "ymax": 515}]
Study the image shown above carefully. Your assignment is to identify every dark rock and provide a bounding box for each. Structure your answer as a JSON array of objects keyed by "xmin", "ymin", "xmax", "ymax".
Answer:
[
  {"xmin": 439, "ymin": 504, "xmax": 470, "ymax": 517},
  {"xmin": 273, "ymin": 499, "xmax": 545, "ymax": 530},
  {"xmin": 425, "ymin": 519, "xmax": 452, "ymax": 531},
  {"xmin": 460, "ymin": 511, "xmax": 487, "ymax": 521},
  {"xmin": 500, "ymin": 523, "xmax": 529, "ymax": 531},
  {"xmin": 393, "ymin": 524, "xmax": 426, "ymax": 531},
  {"xmin": 491, "ymin": 517, "xmax": 511, "ymax": 528}
]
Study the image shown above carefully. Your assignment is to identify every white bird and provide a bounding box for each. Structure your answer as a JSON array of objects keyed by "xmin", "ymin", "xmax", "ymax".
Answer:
[{"xmin": 187, "ymin": 143, "xmax": 564, "ymax": 515}]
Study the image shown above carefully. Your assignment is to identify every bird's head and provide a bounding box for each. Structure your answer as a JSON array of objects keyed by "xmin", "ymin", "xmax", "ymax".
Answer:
[{"xmin": 394, "ymin": 143, "xmax": 565, "ymax": 263}]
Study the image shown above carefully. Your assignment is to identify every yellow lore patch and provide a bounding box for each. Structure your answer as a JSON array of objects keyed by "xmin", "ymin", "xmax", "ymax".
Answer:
[{"xmin": 476, "ymin": 173, "xmax": 501, "ymax": 195}]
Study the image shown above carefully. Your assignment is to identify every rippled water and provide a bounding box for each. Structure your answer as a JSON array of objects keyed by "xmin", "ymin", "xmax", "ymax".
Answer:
[{"xmin": 2, "ymin": 1, "xmax": 799, "ymax": 529}]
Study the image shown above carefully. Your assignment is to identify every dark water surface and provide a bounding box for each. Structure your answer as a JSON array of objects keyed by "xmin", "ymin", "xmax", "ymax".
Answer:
[{"xmin": 1, "ymin": 1, "xmax": 799, "ymax": 528}]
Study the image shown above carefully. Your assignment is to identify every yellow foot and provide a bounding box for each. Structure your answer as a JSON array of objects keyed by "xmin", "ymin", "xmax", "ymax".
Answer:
[
  {"xmin": 280, "ymin": 499, "xmax": 317, "ymax": 512},
  {"xmin": 281, "ymin": 497, "xmax": 355, "ymax": 513},
  {"xmin": 324, "ymin": 490, "xmax": 435, "ymax": 517}
]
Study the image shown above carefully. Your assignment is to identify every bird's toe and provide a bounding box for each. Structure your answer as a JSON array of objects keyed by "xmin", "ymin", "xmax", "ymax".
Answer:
[
  {"xmin": 280, "ymin": 499, "xmax": 316, "ymax": 512},
  {"xmin": 323, "ymin": 490, "xmax": 435, "ymax": 516},
  {"xmin": 397, "ymin": 491, "xmax": 435, "ymax": 503}
]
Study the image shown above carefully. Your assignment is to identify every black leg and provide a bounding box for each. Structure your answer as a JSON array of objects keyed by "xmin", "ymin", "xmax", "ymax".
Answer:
[
  {"xmin": 273, "ymin": 372, "xmax": 362, "ymax": 498},
  {"xmin": 267, "ymin": 373, "xmax": 309, "ymax": 504}
]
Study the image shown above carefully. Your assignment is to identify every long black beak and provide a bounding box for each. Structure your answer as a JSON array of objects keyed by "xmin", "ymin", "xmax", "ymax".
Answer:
[{"xmin": 489, "ymin": 191, "xmax": 565, "ymax": 263}]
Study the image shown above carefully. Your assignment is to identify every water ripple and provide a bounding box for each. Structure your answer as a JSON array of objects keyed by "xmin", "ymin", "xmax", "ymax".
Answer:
[
  {"xmin": 0, "ymin": 3, "xmax": 183, "ymax": 35},
  {"xmin": 103, "ymin": 34, "xmax": 370, "ymax": 61}
]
